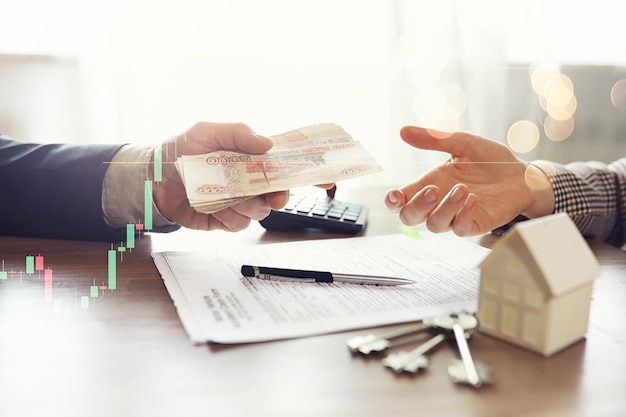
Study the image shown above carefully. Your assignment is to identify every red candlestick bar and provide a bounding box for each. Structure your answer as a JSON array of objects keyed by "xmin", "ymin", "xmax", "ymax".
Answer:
[
  {"xmin": 44, "ymin": 268, "xmax": 53, "ymax": 302},
  {"xmin": 35, "ymin": 255, "xmax": 44, "ymax": 271}
]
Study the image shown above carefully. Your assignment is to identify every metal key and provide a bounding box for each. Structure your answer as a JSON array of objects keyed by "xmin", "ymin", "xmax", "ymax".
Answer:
[
  {"xmin": 433, "ymin": 313, "xmax": 491, "ymax": 388},
  {"xmin": 448, "ymin": 360, "xmax": 492, "ymax": 387},
  {"xmin": 382, "ymin": 332, "xmax": 447, "ymax": 373},
  {"xmin": 346, "ymin": 316, "xmax": 440, "ymax": 354}
]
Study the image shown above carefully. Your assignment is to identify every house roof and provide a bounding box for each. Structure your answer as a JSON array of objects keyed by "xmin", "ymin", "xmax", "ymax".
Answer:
[{"xmin": 481, "ymin": 213, "xmax": 599, "ymax": 296}]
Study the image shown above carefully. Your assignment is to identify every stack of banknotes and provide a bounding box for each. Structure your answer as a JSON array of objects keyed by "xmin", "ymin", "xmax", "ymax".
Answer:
[{"xmin": 175, "ymin": 123, "xmax": 382, "ymax": 213}]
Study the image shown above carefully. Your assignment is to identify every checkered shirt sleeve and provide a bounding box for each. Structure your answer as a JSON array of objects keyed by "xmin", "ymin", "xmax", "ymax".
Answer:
[{"xmin": 532, "ymin": 158, "xmax": 626, "ymax": 248}]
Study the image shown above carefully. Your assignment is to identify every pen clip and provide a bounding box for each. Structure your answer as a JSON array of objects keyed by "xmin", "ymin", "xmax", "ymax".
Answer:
[{"xmin": 257, "ymin": 274, "xmax": 316, "ymax": 283}]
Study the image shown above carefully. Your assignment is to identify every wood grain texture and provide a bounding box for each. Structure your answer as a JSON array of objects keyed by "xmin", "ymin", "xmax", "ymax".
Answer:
[{"xmin": 1, "ymin": 187, "xmax": 624, "ymax": 417}]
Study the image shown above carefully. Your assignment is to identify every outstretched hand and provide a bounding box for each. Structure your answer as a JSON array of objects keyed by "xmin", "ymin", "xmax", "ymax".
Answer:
[
  {"xmin": 151, "ymin": 122, "xmax": 290, "ymax": 232},
  {"xmin": 384, "ymin": 126, "xmax": 553, "ymax": 236}
]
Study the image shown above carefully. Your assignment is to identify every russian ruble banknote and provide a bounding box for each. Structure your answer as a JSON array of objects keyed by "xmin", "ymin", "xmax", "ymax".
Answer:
[{"xmin": 175, "ymin": 123, "xmax": 382, "ymax": 213}]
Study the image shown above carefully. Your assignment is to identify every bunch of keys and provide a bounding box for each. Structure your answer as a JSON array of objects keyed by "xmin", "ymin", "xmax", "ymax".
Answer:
[{"xmin": 346, "ymin": 312, "xmax": 492, "ymax": 388}]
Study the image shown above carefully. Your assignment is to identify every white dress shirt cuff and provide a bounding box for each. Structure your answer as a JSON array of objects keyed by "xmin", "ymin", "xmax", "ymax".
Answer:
[{"xmin": 102, "ymin": 144, "xmax": 179, "ymax": 232}]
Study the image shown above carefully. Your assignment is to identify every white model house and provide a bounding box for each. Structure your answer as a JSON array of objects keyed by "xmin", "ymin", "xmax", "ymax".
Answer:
[{"xmin": 477, "ymin": 213, "xmax": 599, "ymax": 356}]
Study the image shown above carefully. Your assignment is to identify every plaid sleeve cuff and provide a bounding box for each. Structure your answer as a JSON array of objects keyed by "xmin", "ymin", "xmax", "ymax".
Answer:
[
  {"xmin": 531, "ymin": 160, "xmax": 619, "ymax": 244},
  {"xmin": 531, "ymin": 160, "xmax": 589, "ymax": 215}
]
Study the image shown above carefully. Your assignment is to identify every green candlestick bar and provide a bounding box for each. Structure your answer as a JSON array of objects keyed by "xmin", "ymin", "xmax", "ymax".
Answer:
[
  {"xmin": 26, "ymin": 255, "xmax": 34, "ymax": 274},
  {"xmin": 108, "ymin": 249, "xmax": 116, "ymax": 290},
  {"xmin": 154, "ymin": 145, "xmax": 162, "ymax": 182},
  {"xmin": 144, "ymin": 181, "xmax": 153, "ymax": 231},
  {"xmin": 126, "ymin": 223, "xmax": 135, "ymax": 249}
]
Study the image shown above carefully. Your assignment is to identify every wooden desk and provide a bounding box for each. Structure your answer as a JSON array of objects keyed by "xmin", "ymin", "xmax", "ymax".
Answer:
[{"xmin": 1, "ymin": 187, "xmax": 625, "ymax": 417}]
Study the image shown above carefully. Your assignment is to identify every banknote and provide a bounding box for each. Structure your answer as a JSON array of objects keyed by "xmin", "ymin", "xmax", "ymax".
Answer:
[{"xmin": 175, "ymin": 123, "xmax": 382, "ymax": 213}]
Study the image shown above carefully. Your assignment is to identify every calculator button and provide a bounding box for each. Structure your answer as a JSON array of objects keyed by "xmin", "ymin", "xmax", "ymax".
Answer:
[
  {"xmin": 284, "ymin": 202, "xmax": 298, "ymax": 211},
  {"xmin": 327, "ymin": 211, "xmax": 344, "ymax": 219},
  {"xmin": 259, "ymin": 192, "xmax": 368, "ymax": 234},
  {"xmin": 312, "ymin": 208, "xmax": 330, "ymax": 216}
]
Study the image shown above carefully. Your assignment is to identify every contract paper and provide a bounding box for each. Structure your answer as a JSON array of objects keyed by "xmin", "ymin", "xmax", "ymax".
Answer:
[{"xmin": 151, "ymin": 232, "xmax": 490, "ymax": 344}]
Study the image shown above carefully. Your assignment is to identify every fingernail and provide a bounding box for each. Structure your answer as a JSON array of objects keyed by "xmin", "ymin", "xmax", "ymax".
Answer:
[
  {"xmin": 388, "ymin": 192, "xmax": 399, "ymax": 204},
  {"xmin": 423, "ymin": 188, "xmax": 437, "ymax": 203},
  {"xmin": 252, "ymin": 131, "xmax": 272, "ymax": 140},
  {"xmin": 450, "ymin": 186, "xmax": 465, "ymax": 203}
]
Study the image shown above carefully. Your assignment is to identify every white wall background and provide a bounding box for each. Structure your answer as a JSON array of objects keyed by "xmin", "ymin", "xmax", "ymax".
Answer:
[{"xmin": 1, "ymin": 0, "xmax": 624, "ymax": 186}]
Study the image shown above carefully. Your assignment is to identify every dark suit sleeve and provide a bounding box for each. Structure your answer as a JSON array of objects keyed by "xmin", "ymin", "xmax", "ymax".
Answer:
[{"xmin": 0, "ymin": 133, "xmax": 126, "ymax": 241}]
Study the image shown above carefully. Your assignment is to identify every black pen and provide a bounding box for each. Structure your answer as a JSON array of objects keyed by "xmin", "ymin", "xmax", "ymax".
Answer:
[{"xmin": 240, "ymin": 265, "xmax": 414, "ymax": 286}]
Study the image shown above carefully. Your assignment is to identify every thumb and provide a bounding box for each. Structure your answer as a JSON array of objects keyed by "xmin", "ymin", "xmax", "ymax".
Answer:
[
  {"xmin": 399, "ymin": 126, "xmax": 469, "ymax": 157},
  {"xmin": 184, "ymin": 122, "xmax": 274, "ymax": 155},
  {"xmin": 229, "ymin": 126, "xmax": 274, "ymax": 155}
]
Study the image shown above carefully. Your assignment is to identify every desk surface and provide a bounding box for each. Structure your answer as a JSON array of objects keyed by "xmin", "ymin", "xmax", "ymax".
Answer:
[{"xmin": 1, "ymin": 187, "xmax": 625, "ymax": 417}]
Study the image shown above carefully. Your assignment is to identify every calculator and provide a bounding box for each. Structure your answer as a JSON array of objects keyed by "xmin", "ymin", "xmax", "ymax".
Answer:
[{"xmin": 259, "ymin": 192, "xmax": 369, "ymax": 234}]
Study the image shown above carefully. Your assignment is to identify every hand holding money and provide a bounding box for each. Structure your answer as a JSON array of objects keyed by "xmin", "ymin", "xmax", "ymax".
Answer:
[
  {"xmin": 175, "ymin": 123, "xmax": 382, "ymax": 214},
  {"xmin": 151, "ymin": 122, "xmax": 289, "ymax": 232}
]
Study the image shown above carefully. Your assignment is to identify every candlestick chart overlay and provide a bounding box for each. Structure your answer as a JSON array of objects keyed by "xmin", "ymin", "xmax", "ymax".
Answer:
[{"xmin": 0, "ymin": 147, "xmax": 163, "ymax": 312}]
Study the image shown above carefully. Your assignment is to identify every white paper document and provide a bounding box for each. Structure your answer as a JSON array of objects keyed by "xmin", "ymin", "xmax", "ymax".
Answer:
[{"xmin": 151, "ymin": 232, "xmax": 490, "ymax": 344}]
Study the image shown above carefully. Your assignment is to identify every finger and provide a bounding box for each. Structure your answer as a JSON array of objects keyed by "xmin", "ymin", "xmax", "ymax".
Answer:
[
  {"xmin": 397, "ymin": 186, "xmax": 441, "ymax": 225},
  {"xmin": 229, "ymin": 195, "xmax": 274, "ymax": 221},
  {"xmin": 398, "ymin": 174, "xmax": 454, "ymax": 208},
  {"xmin": 170, "ymin": 208, "xmax": 227, "ymax": 231},
  {"xmin": 211, "ymin": 208, "xmax": 253, "ymax": 232},
  {"xmin": 394, "ymin": 126, "xmax": 478, "ymax": 203},
  {"xmin": 266, "ymin": 190, "xmax": 290, "ymax": 210},
  {"xmin": 209, "ymin": 122, "xmax": 273, "ymax": 154},
  {"xmin": 178, "ymin": 122, "xmax": 274, "ymax": 155},
  {"xmin": 384, "ymin": 188, "xmax": 407, "ymax": 213},
  {"xmin": 400, "ymin": 126, "xmax": 475, "ymax": 158},
  {"xmin": 450, "ymin": 193, "xmax": 479, "ymax": 237},
  {"xmin": 424, "ymin": 184, "xmax": 469, "ymax": 233}
]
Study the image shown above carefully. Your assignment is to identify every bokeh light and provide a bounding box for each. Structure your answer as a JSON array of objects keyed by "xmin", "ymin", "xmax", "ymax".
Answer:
[
  {"xmin": 524, "ymin": 164, "xmax": 552, "ymax": 193},
  {"xmin": 507, "ymin": 120, "xmax": 540, "ymax": 153},
  {"xmin": 538, "ymin": 94, "xmax": 548, "ymax": 113},
  {"xmin": 543, "ymin": 115, "xmax": 575, "ymax": 142},
  {"xmin": 546, "ymin": 93, "xmax": 577, "ymax": 121},
  {"xmin": 530, "ymin": 66, "xmax": 560, "ymax": 97},
  {"xmin": 610, "ymin": 78, "xmax": 626, "ymax": 109},
  {"xmin": 543, "ymin": 73, "xmax": 577, "ymax": 120},
  {"xmin": 543, "ymin": 72, "xmax": 574, "ymax": 97},
  {"xmin": 530, "ymin": 66, "xmax": 578, "ymax": 140},
  {"xmin": 425, "ymin": 128, "xmax": 455, "ymax": 139}
]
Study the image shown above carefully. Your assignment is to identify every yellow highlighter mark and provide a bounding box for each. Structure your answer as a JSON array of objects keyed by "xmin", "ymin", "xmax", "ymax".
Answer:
[{"xmin": 399, "ymin": 225, "xmax": 424, "ymax": 240}]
